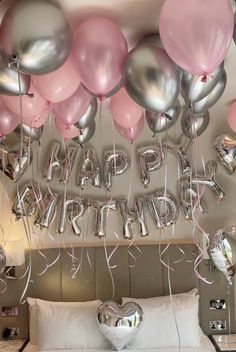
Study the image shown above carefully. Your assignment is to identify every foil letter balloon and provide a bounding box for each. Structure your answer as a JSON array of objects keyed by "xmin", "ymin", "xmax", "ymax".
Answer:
[
  {"xmin": 0, "ymin": 245, "xmax": 6, "ymax": 275},
  {"xmin": 209, "ymin": 227, "xmax": 236, "ymax": 285},
  {"xmin": 43, "ymin": 142, "xmax": 77, "ymax": 184},
  {"xmin": 148, "ymin": 191, "xmax": 178, "ymax": 229},
  {"xmin": 12, "ymin": 183, "xmax": 42, "ymax": 219},
  {"xmin": 103, "ymin": 149, "xmax": 130, "ymax": 190},
  {"xmin": 166, "ymin": 142, "xmax": 191, "ymax": 175},
  {"xmin": 0, "ymin": 0, "xmax": 72, "ymax": 75},
  {"xmin": 137, "ymin": 145, "xmax": 165, "ymax": 187},
  {"xmin": 77, "ymin": 147, "xmax": 101, "ymax": 189},
  {"xmin": 88, "ymin": 200, "xmax": 117, "ymax": 238},
  {"xmin": 213, "ymin": 134, "xmax": 236, "ymax": 175},
  {"xmin": 35, "ymin": 191, "xmax": 59, "ymax": 229},
  {"xmin": 97, "ymin": 301, "xmax": 143, "ymax": 351}
]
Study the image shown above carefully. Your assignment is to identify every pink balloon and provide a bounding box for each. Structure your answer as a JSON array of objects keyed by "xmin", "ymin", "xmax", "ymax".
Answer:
[
  {"xmin": 227, "ymin": 101, "xmax": 236, "ymax": 133},
  {"xmin": 32, "ymin": 56, "xmax": 80, "ymax": 103},
  {"xmin": 0, "ymin": 101, "xmax": 19, "ymax": 135},
  {"xmin": 22, "ymin": 105, "xmax": 51, "ymax": 128},
  {"xmin": 55, "ymin": 118, "xmax": 80, "ymax": 140},
  {"xmin": 110, "ymin": 88, "xmax": 143, "ymax": 128},
  {"xmin": 2, "ymin": 82, "xmax": 47, "ymax": 117},
  {"xmin": 72, "ymin": 17, "xmax": 128, "ymax": 97},
  {"xmin": 114, "ymin": 115, "xmax": 144, "ymax": 143},
  {"xmin": 159, "ymin": 0, "xmax": 234, "ymax": 75},
  {"xmin": 54, "ymin": 85, "xmax": 92, "ymax": 126}
]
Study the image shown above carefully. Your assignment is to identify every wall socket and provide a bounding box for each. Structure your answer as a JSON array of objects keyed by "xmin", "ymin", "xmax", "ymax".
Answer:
[
  {"xmin": 2, "ymin": 327, "xmax": 19, "ymax": 339},
  {"xmin": 209, "ymin": 320, "xmax": 227, "ymax": 331}
]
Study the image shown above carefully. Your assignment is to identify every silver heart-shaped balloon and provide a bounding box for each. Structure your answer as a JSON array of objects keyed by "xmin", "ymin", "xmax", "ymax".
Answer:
[
  {"xmin": 97, "ymin": 301, "xmax": 143, "ymax": 351},
  {"xmin": 146, "ymin": 99, "xmax": 181, "ymax": 134},
  {"xmin": 74, "ymin": 97, "xmax": 97, "ymax": 129},
  {"xmin": 72, "ymin": 120, "xmax": 96, "ymax": 146},
  {"xmin": 213, "ymin": 134, "xmax": 236, "ymax": 174},
  {"xmin": 13, "ymin": 124, "xmax": 43, "ymax": 143},
  {"xmin": 181, "ymin": 108, "xmax": 210, "ymax": 139}
]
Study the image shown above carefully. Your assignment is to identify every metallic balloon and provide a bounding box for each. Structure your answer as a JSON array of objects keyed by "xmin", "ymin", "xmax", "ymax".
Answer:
[
  {"xmin": 103, "ymin": 149, "xmax": 130, "ymax": 190},
  {"xmin": 166, "ymin": 142, "xmax": 191, "ymax": 175},
  {"xmin": 35, "ymin": 191, "xmax": 59, "ymax": 229},
  {"xmin": 0, "ymin": 48, "xmax": 30, "ymax": 95},
  {"xmin": 13, "ymin": 124, "xmax": 43, "ymax": 143},
  {"xmin": 139, "ymin": 33, "xmax": 163, "ymax": 48},
  {"xmin": 178, "ymin": 178, "xmax": 207, "ymax": 222},
  {"xmin": 136, "ymin": 196, "xmax": 149, "ymax": 237},
  {"xmin": 97, "ymin": 301, "xmax": 143, "ymax": 351},
  {"xmin": 146, "ymin": 99, "xmax": 181, "ymax": 134},
  {"xmin": 72, "ymin": 120, "xmax": 96, "ymax": 146},
  {"xmin": 123, "ymin": 45, "xmax": 180, "ymax": 112},
  {"xmin": 12, "ymin": 183, "xmax": 42, "ymax": 219},
  {"xmin": 0, "ymin": 0, "xmax": 72, "ymax": 75},
  {"xmin": 0, "ymin": 143, "xmax": 33, "ymax": 182},
  {"xmin": 137, "ymin": 145, "xmax": 165, "ymax": 187},
  {"xmin": 43, "ymin": 142, "xmax": 77, "ymax": 184},
  {"xmin": 209, "ymin": 227, "xmax": 236, "ymax": 285},
  {"xmin": 88, "ymin": 200, "xmax": 117, "ymax": 238},
  {"xmin": 181, "ymin": 109, "xmax": 210, "ymax": 139},
  {"xmin": 213, "ymin": 134, "xmax": 236, "ymax": 175},
  {"xmin": 192, "ymin": 71, "xmax": 227, "ymax": 114},
  {"xmin": 0, "ymin": 245, "xmax": 6, "ymax": 275},
  {"xmin": 58, "ymin": 196, "xmax": 87, "ymax": 236},
  {"xmin": 191, "ymin": 161, "xmax": 225, "ymax": 202},
  {"xmin": 148, "ymin": 191, "xmax": 178, "ymax": 229},
  {"xmin": 74, "ymin": 97, "xmax": 97, "ymax": 129},
  {"xmin": 181, "ymin": 63, "xmax": 224, "ymax": 103},
  {"xmin": 77, "ymin": 147, "xmax": 101, "ymax": 189}
]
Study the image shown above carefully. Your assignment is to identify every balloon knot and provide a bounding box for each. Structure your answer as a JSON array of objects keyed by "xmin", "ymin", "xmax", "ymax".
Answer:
[
  {"xmin": 97, "ymin": 94, "xmax": 105, "ymax": 102},
  {"xmin": 65, "ymin": 124, "xmax": 70, "ymax": 131},
  {"xmin": 48, "ymin": 101, "xmax": 54, "ymax": 109},
  {"xmin": 0, "ymin": 134, "xmax": 5, "ymax": 143},
  {"xmin": 27, "ymin": 93, "xmax": 34, "ymax": 98},
  {"xmin": 201, "ymin": 74, "xmax": 208, "ymax": 83}
]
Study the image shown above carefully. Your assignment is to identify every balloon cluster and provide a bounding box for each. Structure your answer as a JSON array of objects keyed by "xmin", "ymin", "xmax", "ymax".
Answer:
[{"xmin": 0, "ymin": 0, "xmax": 233, "ymax": 145}]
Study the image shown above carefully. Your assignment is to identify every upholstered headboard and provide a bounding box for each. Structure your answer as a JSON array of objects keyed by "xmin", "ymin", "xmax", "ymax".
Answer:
[{"xmin": 0, "ymin": 244, "xmax": 234, "ymax": 339}]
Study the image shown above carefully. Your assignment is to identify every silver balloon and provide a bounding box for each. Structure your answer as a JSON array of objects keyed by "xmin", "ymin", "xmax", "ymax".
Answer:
[
  {"xmin": 77, "ymin": 147, "xmax": 101, "ymax": 189},
  {"xmin": 146, "ymin": 99, "xmax": 181, "ymax": 134},
  {"xmin": 72, "ymin": 120, "xmax": 96, "ymax": 146},
  {"xmin": 181, "ymin": 63, "xmax": 224, "ymax": 103},
  {"xmin": 12, "ymin": 183, "xmax": 42, "ymax": 219},
  {"xmin": 88, "ymin": 200, "xmax": 117, "ymax": 238},
  {"xmin": 181, "ymin": 109, "xmax": 210, "ymax": 139},
  {"xmin": 192, "ymin": 71, "xmax": 227, "ymax": 114},
  {"xmin": 13, "ymin": 124, "xmax": 43, "ymax": 143},
  {"xmin": 43, "ymin": 142, "xmax": 77, "ymax": 184},
  {"xmin": 103, "ymin": 149, "xmax": 130, "ymax": 191},
  {"xmin": 148, "ymin": 191, "xmax": 178, "ymax": 229},
  {"xmin": 191, "ymin": 161, "xmax": 225, "ymax": 202},
  {"xmin": 0, "ymin": 48, "xmax": 30, "ymax": 95},
  {"xmin": 136, "ymin": 196, "xmax": 149, "ymax": 237},
  {"xmin": 137, "ymin": 145, "xmax": 165, "ymax": 187},
  {"xmin": 58, "ymin": 196, "xmax": 87, "ymax": 236},
  {"xmin": 139, "ymin": 33, "xmax": 163, "ymax": 48},
  {"xmin": 0, "ymin": 143, "xmax": 33, "ymax": 182},
  {"xmin": 35, "ymin": 191, "xmax": 59, "ymax": 229},
  {"xmin": 178, "ymin": 178, "xmax": 207, "ymax": 222},
  {"xmin": 74, "ymin": 97, "xmax": 97, "ymax": 129},
  {"xmin": 166, "ymin": 142, "xmax": 191, "ymax": 175},
  {"xmin": 209, "ymin": 227, "xmax": 236, "ymax": 285},
  {"xmin": 0, "ymin": 245, "xmax": 6, "ymax": 275},
  {"xmin": 97, "ymin": 301, "xmax": 143, "ymax": 351},
  {"xmin": 213, "ymin": 134, "xmax": 236, "ymax": 175},
  {"xmin": 123, "ymin": 45, "xmax": 180, "ymax": 112},
  {"xmin": 0, "ymin": 0, "xmax": 72, "ymax": 75}
]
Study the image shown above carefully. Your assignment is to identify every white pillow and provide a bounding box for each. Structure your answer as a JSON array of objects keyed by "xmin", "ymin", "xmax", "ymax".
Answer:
[
  {"xmin": 122, "ymin": 295, "xmax": 201, "ymax": 348},
  {"xmin": 36, "ymin": 299, "xmax": 109, "ymax": 351}
]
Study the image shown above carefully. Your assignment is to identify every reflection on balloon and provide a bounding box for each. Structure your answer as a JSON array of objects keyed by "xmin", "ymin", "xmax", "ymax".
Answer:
[
  {"xmin": 77, "ymin": 147, "xmax": 101, "ymax": 189},
  {"xmin": 58, "ymin": 196, "xmax": 87, "ymax": 235},
  {"xmin": 89, "ymin": 200, "xmax": 117, "ymax": 238},
  {"xmin": 74, "ymin": 97, "xmax": 97, "ymax": 130},
  {"xmin": 12, "ymin": 183, "xmax": 42, "ymax": 219},
  {"xmin": 103, "ymin": 149, "xmax": 130, "ymax": 190},
  {"xmin": 213, "ymin": 134, "xmax": 236, "ymax": 175},
  {"xmin": 14, "ymin": 124, "xmax": 43, "ymax": 143},
  {"xmin": 181, "ymin": 109, "xmax": 210, "ymax": 139},
  {"xmin": 35, "ymin": 191, "xmax": 59, "ymax": 229},
  {"xmin": 148, "ymin": 191, "xmax": 178, "ymax": 229}
]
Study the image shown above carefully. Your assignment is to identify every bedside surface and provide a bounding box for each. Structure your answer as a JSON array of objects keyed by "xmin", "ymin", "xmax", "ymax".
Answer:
[
  {"xmin": 0, "ymin": 339, "xmax": 26, "ymax": 352},
  {"xmin": 211, "ymin": 334, "xmax": 236, "ymax": 351}
]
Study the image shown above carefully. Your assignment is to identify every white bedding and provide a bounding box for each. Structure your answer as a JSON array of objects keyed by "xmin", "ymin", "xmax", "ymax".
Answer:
[{"xmin": 23, "ymin": 334, "xmax": 215, "ymax": 352}]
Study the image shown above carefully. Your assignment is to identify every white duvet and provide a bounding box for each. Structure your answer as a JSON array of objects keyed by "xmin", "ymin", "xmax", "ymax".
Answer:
[{"xmin": 23, "ymin": 334, "xmax": 215, "ymax": 352}]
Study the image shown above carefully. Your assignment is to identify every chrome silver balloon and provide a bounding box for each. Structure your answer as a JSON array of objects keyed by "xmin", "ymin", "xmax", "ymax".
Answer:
[
  {"xmin": 88, "ymin": 200, "xmax": 117, "ymax": 238},
  {"xmin": 103, "ymin": 149, "xmax": 130, "ymax": 190},
  {"xmin": 43, "ymin": 142, "xmax": 77, "ymax": 184},
  {"xmin": 136, "ymin": 196, "xmax": 149, "ymax": 237},
  {"xmin": 0, "ymin": 48, "xmax": 30, "ymax": 95},
  {"xmin": 74, "ymin": 97, "xmax": 97, "ymax": 129},
  {"xmin": 97, "ymin": 301, "xmax": 143, "ymax": 351},
  {"xmin": 148, "ymin": 191, "xmax": 178, "ymax": 229},
  {"xmin": 35, "ymin": 191, "xmax": 59, "ymax": 229},
  {"xmin": 77, "ymin": 147, "xmax": 101, "ymax": 189},
  {"xmin": 165, "ymin": 142, "xmax": 191, "ymax": 175},
  {"xmin": 137, "ymin": 145, "xmax": 165, "ymax": 187},
  {"xmin": 181, "ymin": 63, "xmax": 224, "ymax": 103},
  {"xmin": 13, "ymin": 124, "xmax": 43, "ymax": 143},
  {"xmin": 123, "ymin": 45, "xmax": 180, "ymax": 112},
  {"xmin": 181, "ymin": 109, "xmax": 210, "ymax": 139},
  {"xmin": 209, "ymin": 227, "xmax": 236, "ymax": 285},
  {"xmin": 192, "ymin": 71, "xmax": 227, "ymax": 114},
  {"xmin": 213, "ymin": 134, "xmax": 236, "ymax": 175},
  {"xmin": 72, "ymin": 120, "xmax": 96, "ymax": 146},
  {"xmin": 12, "ymin": 183, "xmax": 42, "ymax": 219},
  {"xmin": 0, "ymin": 245, "xmax": 6, "ymax": 275},
  {"xmin": 0, "ymin": 143, "xmax": 33, "ymax": 182},
  {"xmin": 0, "ymin": 0, "xmax": 72, "ymax": 75},
  {"xmin": 146, "ymin": 99, "xmax": 181, "ymax": 134},
  {"xmin": 139, "ymin": 33, "xmax": 163, "ymax": 48}
]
